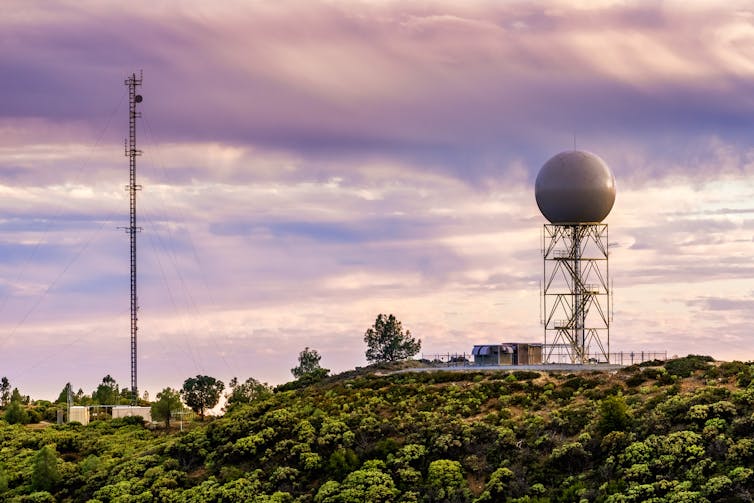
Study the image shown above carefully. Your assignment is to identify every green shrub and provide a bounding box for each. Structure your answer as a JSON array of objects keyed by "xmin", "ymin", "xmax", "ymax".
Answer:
[
  {"xmin": 425, "ymin": 459, "xmax": 470, "ymax": 502},
  {"xmin": 5, "ymin": 401, "xmax": 29, "ymax": 425},
  {"xmin": 512, "ymin": 371, "xmax": 541, "ymax": 381},
  {"xmin": 31, "ymin": 445, "xmax": 61, "ymax": 492},
  {"xmin": 598, "ymin": 395, "xmax": 631, "ymax": 435},
  {"xmin": 664, "ymin": 355, "xmax": 713, "ymax": 378},
  {"xmin": 625, "ymin": 373, "xmax": 647, "ymax": 387}
]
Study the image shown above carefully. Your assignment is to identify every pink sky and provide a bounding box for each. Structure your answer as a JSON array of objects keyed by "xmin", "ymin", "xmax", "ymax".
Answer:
[{"xmin": 2, "ymin": 0, "xmax": 754, "ymax": 400}]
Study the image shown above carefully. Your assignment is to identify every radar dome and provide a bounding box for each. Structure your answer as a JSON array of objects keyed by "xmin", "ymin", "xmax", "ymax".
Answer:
[{"xmin": 535, "ymin": 150, "xmax": 616, "ymax": 224}]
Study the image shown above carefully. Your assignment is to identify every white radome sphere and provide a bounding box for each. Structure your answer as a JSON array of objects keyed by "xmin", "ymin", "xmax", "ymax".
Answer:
[{"xmin": 535, "ymin": 150, "xmax": 616, "ymax": 224}]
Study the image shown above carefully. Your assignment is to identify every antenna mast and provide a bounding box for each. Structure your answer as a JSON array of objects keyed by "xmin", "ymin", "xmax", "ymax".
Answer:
[{"xmin": 124, "ymin": 72, "xmax": 143, "ymax": 405}]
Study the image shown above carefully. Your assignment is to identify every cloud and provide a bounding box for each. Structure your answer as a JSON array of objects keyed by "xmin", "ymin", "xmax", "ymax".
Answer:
[
  {"xmin": 688, "ymin": 296, "xmax": 754, "ymax": 312},
  {"xmin": 4, "ymin": 1, "xmax": 754, "ymax": 181}
]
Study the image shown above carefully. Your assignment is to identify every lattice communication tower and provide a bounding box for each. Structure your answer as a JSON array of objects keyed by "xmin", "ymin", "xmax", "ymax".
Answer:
[
  {"xmin": 124, "ymin": 72, "xmax": 143, "ymax": 404},
  {"xmin": 535, "ymin": 150, "xmax": 616, "ymax": 363}
]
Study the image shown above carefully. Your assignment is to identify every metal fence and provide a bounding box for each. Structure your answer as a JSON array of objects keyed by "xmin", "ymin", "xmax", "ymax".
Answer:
[
  {"xmin": 606, "ymin": 351, "xmax": 668, "ymax": 366},
  {"xmin": 543, "ymin": 346, "xmax": 667, "ymax": 365},
  {"xmin": 420, "ymin": 353, "xmax": 472, "ymax": 366},
  {"xmin": 422, "ymin": 350, "xmax": 667, "ymax": 367}
]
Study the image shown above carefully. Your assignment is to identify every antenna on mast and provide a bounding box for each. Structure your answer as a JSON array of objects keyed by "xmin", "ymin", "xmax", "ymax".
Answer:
[{"xmin": 124, "ymin": 71, "xmax": 143, "ymax": 405}]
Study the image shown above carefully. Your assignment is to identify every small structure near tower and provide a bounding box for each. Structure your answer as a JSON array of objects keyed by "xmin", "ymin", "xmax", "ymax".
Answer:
[
  {"xmin": 536, "ymin": 150, "xmax": 615, "ymax": 364},
  {"xmin": 472, "ymin": 343, "xmax": 543, "ymax": 366}
]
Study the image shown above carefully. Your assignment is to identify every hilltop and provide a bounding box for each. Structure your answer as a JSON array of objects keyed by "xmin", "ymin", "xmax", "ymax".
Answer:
[{"xmin": 1, "ymin": 355, "xmax": 754, "ymax": 502}]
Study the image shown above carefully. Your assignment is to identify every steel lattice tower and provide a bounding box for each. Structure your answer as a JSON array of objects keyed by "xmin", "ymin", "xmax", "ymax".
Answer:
[
  {"xmin": 124, "ymin": 72, "xmax": 143, "ymax": 405},
  {"xmin": 535, "ymin": 150, "xmax": 615, "ymax": 364},
  {"xmin": 542, "ymin": 223, "xmax": 610, "ymax": 363}
]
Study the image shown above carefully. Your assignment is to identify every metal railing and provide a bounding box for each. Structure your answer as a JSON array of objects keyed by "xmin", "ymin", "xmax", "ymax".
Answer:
[
  {"xmin": 423, "ymin": 349, "xmax": 667, "ymax": 367},
  {"xmin": 544, "ymin": 348, "xmax": 667, "ymax": 365},
  {"xmin": 420, "ymin": 353, "xmax": 472, "ymax": 366}
]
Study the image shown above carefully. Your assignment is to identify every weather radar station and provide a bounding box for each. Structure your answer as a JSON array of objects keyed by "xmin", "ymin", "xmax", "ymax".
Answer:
[{"xmin": 536, "ymin": 150, "xmax": 616, "ymax": 364}]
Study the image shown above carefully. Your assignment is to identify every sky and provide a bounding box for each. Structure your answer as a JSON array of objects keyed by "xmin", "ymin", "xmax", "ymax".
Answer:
[{"xmin": 2, "ymin": 0, "xmax": 754, "ymax": 400}]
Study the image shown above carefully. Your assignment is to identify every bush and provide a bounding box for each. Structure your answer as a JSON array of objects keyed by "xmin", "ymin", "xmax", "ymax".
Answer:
[
  {"xmin": 111, "ymin": 415, "xmax": 145, "ymax": 427},
  {"xmin": 27, "ymin": 409, "xmax": 43, "ymax": 424},
  {"xmin": 5, "ymin": 400, "xmax": 29, "ymax": 425},
  {"xmin": 31, "ymin": 446, "xmax": 61, "ymax": 492},
  {"xmin": 19, "ymin": 492, "xmax": 56, "ymax": 503},
  {"xmin": 425, "ymin": 459, "xmax": 470, "ymax": 502},
  {"xmin": 638, "ymin": 359, "xmax": 665, "ymax": 368},
  {"xmin": 5, "ymin": 355, "xmax": 754, "ymax": 501},
  {"xmin": 664, "ymin": 355, "xmax": 713, "ymax": 378},
  {"xmin": 597, "ymin": 394, "xmax": 631, "ymax": 435},
  {"xmin": 625, "ymin": 373, "xmax": 647, "ymax": 387},
  {"xmin": 512, "ymin": 371, "xmax": 541, "ymax": 381}
]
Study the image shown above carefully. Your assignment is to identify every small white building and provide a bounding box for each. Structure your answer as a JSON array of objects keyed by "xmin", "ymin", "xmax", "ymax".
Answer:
[{"xmin": 69, "ymin": 406, "xmax": 90, "ymax": 425}]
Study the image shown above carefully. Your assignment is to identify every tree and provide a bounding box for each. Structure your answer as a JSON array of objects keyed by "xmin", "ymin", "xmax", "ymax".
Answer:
[
  {"xmin": 120, "ymin": 387, "xmax": 133, "ymax": 401},
  {"xmin": 4, "ymin": 399, "xmax": 29, "ymax": 425},
  {"xmin": 597, "ymin": 394, "xmax": 631, "ymax": 435},
  {"xmin": 226, "ymin": 377, "xmax": 271, "ymax": 408},
  {"xmin": 93, "ymin": 375, "xmax": 119, "ymax": 405},
  {"xmin": 151, "ymin": 388, "xmax": 183, "ymax": 428},
  {"xmin": 31, "ymin": 445, "xmax": 61, "ymax": 492},
  {"xmin": 0, "ymin": 377, "xmax": 10, "ymax": 407},
  {"xmin": 315, "ymin": 466, "xmax": 398, "ymax": 502},
  {"xmin": 75, "ymin": 388, "xmax": 89, "ymax": 405},
  {"xmin": 425, "ymin": 459, "xmax": 470, "ymax": 502},
  {"xmin": 55, "ymin": 383, "xmax": 72, "ymax": 405},
  {"xmin": 363, "ymin": 314, "xmax": 421, "ymax": 363},
  {"xmin": 181, "ymin": 375, "xmax": 224, "ymax": 420},
  {"xmin": 291, "ymin": 347, "xmax": 329, "ymax": 379},
  {"xmin": 55, "ymin": 384, "xmax": 68, "ymax": 404},
  {"xmin": 0, "ymin": 466, "xmax": 7, "ymax": 494},
  {"xmin": 10, "ymin": 387, "xmax": 29, "ymax": 405},
  {"xmin": 476, "ymin": 467, "xmax": 514, "ymax": 502}
]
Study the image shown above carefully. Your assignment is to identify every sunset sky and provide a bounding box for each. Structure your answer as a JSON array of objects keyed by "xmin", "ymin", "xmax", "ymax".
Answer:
[{"xmin": 2, "ymin": 0, "xmax": 754, "ymax": 400}]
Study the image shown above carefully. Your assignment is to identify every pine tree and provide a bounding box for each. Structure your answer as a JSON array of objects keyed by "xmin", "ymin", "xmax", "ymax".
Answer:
[
  {"xmin": 151, "ymin": 388, "xmax": 183, "ymax": 428},
  {"xmin": 31, "ymin": 445, "xmax": 61, "ymax": 492},
  {"xmin": 364, "ymin": 314, "xmax": 421, "ymax": 363},
  {"xmin": 291, "ymin": 347, "xmax": 329, "ymax": 379}
]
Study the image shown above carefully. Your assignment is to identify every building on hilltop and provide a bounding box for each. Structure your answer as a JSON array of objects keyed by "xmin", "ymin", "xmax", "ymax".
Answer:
[{"xmin": 471, "ymin": 343, "xmax": 543, "ymax": 366}]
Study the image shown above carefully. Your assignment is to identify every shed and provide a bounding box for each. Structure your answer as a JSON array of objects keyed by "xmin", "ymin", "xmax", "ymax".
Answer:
[{"xmin": 69, "ymin": 406, "xmax": 90, "ymax": 425}]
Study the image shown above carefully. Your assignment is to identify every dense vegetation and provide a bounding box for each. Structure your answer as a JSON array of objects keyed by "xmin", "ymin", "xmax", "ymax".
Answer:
[{"xmin": 2, "ymin": 355, "xmax": 754, "ymax": 502}]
